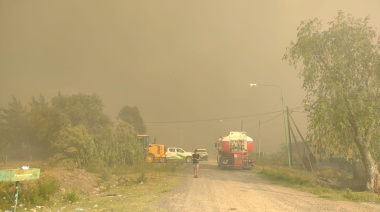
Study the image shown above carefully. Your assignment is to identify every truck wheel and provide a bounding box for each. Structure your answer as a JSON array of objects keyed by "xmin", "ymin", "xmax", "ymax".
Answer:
[
  {"xmin": 185, "ymin": 157, "xmax": 192, "ymax": 163},
  {"xmin": 146, "ymin": 154, "xmax": 155, "ymax": 163},
  {"xmin": 218, "ymin": 157, "xmax": 225, "ymax": 169}
]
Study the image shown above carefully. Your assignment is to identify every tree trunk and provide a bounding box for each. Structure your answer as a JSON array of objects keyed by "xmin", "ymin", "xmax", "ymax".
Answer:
[
  {"xmin": 352, "ymin": 155, "xmax": 358, "ymax": 180},
  {"xmin": 356, "ymin": 138, "xmax": 380, "ymax": 192}
]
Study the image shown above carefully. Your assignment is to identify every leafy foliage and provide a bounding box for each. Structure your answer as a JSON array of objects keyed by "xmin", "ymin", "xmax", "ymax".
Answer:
[
  {"xmin": 284, "ymin": 11, "xmax": 380, "ymax": 191},
  {"xmin": 284, "ymin": 11, "xmax": 380, "ymax": 159},
  {"xmin": 0, "ymin": 175, "xmax": 60, "ymax": 210},
  {"xmin": 49, "ymin": 106, "xmax": 145, "ymax": 168},
  {"xmin": 51, "ymin": 93, "xmax": 112, "ymax": 134},
  {"xmin": 52, "ymin": 124, "xmax": 95, "ymax": 168},
  {"xmin": 103, "ymin": 120, "xmax": 145, "ymax": 166},
  {"xmin": 118, "ymin": 105, "xmax": 147, "ymax": 134},
  {"xmin": 2, "ymin": 92, "xmax": 147, "ymax": 168},
  {"xmin": 62, "ymin": 187, "xmax": 80, "ymax": 203},
  {"xmin": 0, "ymin": 96, "xmax": 32, "ymax": 151},
  {"xmin": 29, "ymin": 103, "xmax": 68, "ymax": 155}
]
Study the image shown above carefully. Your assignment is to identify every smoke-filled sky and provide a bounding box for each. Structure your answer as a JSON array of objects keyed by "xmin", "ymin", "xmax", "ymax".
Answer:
[{"xmin": 1, "ymin": 1, "xmax": 379, "ymax": 155}]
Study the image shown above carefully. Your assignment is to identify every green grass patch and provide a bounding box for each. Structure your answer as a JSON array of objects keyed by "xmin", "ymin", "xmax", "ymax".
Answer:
[{"xmin": 257, "ymin": 166, "xmax": 315, "ymax": 187}]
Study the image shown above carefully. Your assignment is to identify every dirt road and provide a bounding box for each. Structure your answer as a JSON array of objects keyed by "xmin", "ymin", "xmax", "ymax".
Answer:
[{"xmin": 153, "ymin": 160, "xmax": 380, "ymax": 212}]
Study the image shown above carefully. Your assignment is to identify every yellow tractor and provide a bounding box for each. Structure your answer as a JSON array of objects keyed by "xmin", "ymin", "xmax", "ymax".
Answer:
[
  {"xmin": 137, "ymin": 135, "xmax": 166, "ymax": 163},
  {"xmin": 146, "ymin": 144, "xmax": 166, "ymax": 163}
]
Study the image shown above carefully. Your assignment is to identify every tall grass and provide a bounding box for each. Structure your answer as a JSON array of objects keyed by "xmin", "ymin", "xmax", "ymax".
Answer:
[
  {"xmin": 0, "ymin": 175, "xmax": 60, "ymax": 210},
  {"xmin": 254, "ymin": 165, "xmax": 380, "ymax": 203}
]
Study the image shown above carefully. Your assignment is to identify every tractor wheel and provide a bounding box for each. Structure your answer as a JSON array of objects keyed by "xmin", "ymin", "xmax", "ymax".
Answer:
[{"xmin": 146, "ymin": 154, "xmax": 155, "ymax": 163}]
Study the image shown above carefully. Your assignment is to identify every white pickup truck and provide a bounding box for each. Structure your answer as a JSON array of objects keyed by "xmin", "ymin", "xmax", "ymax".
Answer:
[{"xmin": 165, "ymin": 147, "xmax": 193, "ymax": 163}]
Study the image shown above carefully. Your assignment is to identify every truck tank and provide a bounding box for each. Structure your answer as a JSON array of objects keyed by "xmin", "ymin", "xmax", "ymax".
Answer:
[{"xmin": 215, "ymin": 131, "xmax": 254, "ymax": 169}]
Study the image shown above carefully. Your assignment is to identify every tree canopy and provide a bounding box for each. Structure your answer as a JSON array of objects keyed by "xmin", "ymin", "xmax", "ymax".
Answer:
[
  {"xmin": 0, "ymin": 93, "xmax": 146, "ymax": 168},
  {"xmin": 284, "ymin": 11, "xmax": 380, "ymax": 191},
  {"xmin": 118, "ymin": 106, "xmax": 147, "ymax": 134},
  {"xmin": 0, "ymin": 96, "xmax": 32, "ymax": 151}
]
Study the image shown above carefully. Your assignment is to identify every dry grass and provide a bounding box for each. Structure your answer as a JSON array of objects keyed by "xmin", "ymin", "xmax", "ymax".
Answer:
[
  {"xmin": 1, "ymin": 161, "xmax": 186, "ymax": 211},
  {"xmin": 46, "ymin": 171, "xmax": 182, "ymax": 211},
  {"xmin": 253, "ymin": 164, "xmax": 380, "ymax": 203}
]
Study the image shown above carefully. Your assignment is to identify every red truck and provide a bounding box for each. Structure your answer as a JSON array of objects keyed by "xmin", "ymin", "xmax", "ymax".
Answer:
[{"xmin": 215, "ymin": 131, "xmax": 254, "ymax": 169}]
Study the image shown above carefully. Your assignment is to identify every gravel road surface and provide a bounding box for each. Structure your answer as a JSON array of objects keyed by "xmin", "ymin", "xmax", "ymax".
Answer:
[{"xmin": 153, "ymin": 160, "xmax": 380, "ymax": 212}]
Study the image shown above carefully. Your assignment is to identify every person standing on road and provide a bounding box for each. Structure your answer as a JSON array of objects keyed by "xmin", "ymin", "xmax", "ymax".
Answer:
[{"xmin": 192, "ymin": 149, "xmax": 200, "ymax": 178}]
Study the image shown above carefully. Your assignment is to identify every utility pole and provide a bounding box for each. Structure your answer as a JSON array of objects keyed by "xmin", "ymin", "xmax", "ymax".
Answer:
[
  {"xmin": 259, "ymin": 120, "xmax": 261, "ymax": 159},
  {"xmin": 177, "ymin": 127, "xmax": 179, "ymax": 146},
  {"xmin": 249, "ymin": 83, "xmax": 291, "ymax": 168}
]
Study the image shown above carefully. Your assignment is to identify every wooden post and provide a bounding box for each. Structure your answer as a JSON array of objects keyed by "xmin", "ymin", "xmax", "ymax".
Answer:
[
  {"xmin": 288, "ymin": 113, "xmax": 316, "ymax": 161},
  {"xmin": 289, "ymin": 124, "xmax": 305, "ymax": 170},
  {"xmin": 287, "ymin": 107, "xmax": 292, "ymax": 167}
]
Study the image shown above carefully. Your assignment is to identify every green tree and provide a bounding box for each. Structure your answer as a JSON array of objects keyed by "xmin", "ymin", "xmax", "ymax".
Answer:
[
  {"xmin": 106, "ymin": 120, "xmax": 145, "ymax": 166},
  {"xmin": 29, "ymin": 102, "xmax": 68, "ymax": 155},
  {"xmin": 118, "ymin": 106, "xmax": 147, "ymax": 134},
  {"xmin": 29, "ymin": 94, "xmax": 48, "ymax": 109},
  {"xmin": 283, "ymin": 11, "xmax": 380, "ymax": 192},
  {"xmin": 65, "ymin": 120, "xmax": 144, "ymax": 168},
  {"xmin": 51, "ymin": 93, "xmax": 112, "ymax": 134},
  {"xmin": 29, "ymin": 93, "xmax": 112, "ymax": 159},
  {"xmin": 0, "ymin": 96, "xmax": 32, "ymax": 155},
  {"xmin": 52, "ymin": 124, "xmax": 95, "ymax": 168}
]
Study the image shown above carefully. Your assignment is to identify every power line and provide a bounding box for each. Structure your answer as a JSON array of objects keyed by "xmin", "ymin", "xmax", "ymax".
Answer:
[
  {"xmin": 144, "ymin": 110, "xmax": 282, "ymax": 124},
  {"xmin": 245, "ymin": 113, "xmax": 284, "ymax": 132},
  {"xmin": 144, "ymin": 106, "xmax": 304, "ymax": 124}
]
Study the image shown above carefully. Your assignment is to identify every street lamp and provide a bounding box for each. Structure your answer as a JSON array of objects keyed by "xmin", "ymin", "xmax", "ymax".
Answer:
[{"xmin": 249, "ymin": 83, "xmax": 291, "ymax": 168}]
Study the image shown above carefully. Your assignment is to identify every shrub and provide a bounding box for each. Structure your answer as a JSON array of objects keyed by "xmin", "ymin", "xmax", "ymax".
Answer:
[
  {"xmin": 23, "ymin": 175, "xmax": 60, "ymax": 205},
  {"xmin": 0, "ymin": 175, "xmax": 61, "ymax": 210},
  {"xmin": 63, "ymin": 187, "xmax": 80, "ymax": 203}
]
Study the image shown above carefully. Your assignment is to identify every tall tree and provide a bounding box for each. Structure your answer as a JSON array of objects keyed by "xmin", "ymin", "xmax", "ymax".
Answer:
[
  {"xmin": 283, "ymin": 11, "xmax": 380, "ymax": 192},
  {"xmin": 118, "ymin": 106, "xmax": 147, "ymax": 134},
  {"xmin": 0, "ymin": 96, "xmax": 32, "ymax": 154},
  {"xmin": 29, "ymin": 94, "xmax": 48, "ymax": 109},
  {"xmin": 29, "ymin": 93, "xmax": 112, "ymax": 157},
  {"xmin": 52, "ymin": 124, "xmax": 95, "ymax": 168},
  {"xmin": 51, "ymin": 93, "xmax": 112, "ymax": 134},
  {"xmin": 29, "ymin": 95, "xmax": 68, "ymax": 154}
]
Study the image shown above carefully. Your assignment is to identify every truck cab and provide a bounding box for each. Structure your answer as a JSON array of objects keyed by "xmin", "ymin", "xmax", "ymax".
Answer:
[{"xmin": 165, "ymin": 147, "xmax": 193, "ymax": 163}]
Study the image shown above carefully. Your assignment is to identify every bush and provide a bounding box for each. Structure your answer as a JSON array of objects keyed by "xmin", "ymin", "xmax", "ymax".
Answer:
[
  {"xmin": 63, "ymin": 187, "xmax": 80, "ymax": 203},
  {"xmin": 0, "ymin": 175, "xmax": 60, "ymax": 210},
  {"xmin": 0, "ymin": 182, "xmax": 15, "ymax": 211},
  {"xmin": 23, "ymin": 175, "xmax": 60, "ymax": 205}
]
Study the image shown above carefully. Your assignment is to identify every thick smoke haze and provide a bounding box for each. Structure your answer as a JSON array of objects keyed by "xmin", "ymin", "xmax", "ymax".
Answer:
[{"xmin": 1, "ymin": 1, "xmax": 379, "ymax": 156}]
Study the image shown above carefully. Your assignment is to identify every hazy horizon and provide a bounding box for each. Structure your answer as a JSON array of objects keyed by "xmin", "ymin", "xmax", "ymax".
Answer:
[{"xmin": 1, "ymin": 0, "xmax": 379, "ymax": 155}]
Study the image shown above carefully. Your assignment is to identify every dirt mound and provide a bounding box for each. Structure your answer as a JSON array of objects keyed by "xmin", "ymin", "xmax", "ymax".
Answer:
[
  {"xmin": 44, "ymin": 168, "xmax": 99, "ymax": 194},
  {"xmin": 1, "ymin": 161, "xmax": 100, "ymax": 195}
]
